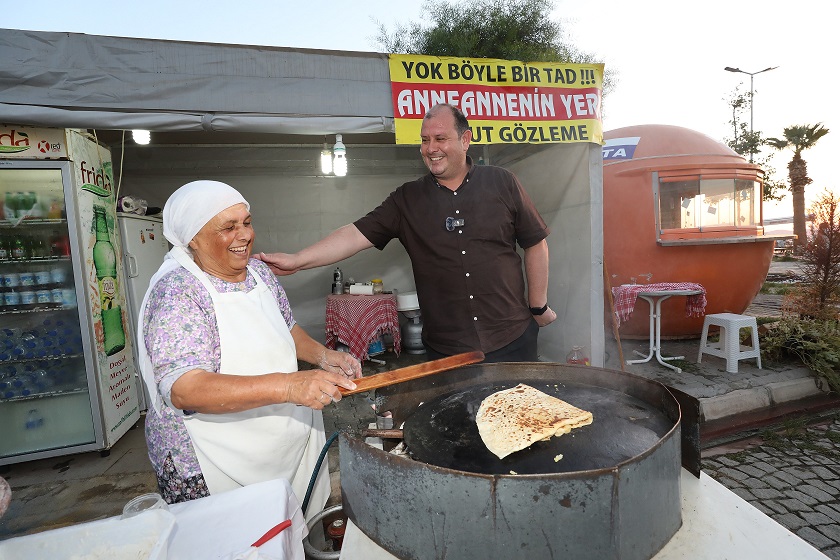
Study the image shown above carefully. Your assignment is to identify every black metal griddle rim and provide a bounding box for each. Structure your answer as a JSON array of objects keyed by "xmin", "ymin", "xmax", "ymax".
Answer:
[
  {"xmin": 372, "ymin": 362, "xmax": 685, "ymax": 476},
  {"xmin": 342, "ymin": 419, "xmax": 680, "ymax": 480}
]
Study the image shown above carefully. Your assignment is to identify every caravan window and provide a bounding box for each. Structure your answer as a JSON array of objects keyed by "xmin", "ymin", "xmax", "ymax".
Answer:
[{"xmin": 658, "ymin": 176, "xmax": 760, "ymax": 232}]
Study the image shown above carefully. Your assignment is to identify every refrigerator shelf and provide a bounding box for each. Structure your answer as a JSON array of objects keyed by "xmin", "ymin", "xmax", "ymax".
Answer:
[
  {"xmin": 0, "ymin": 304, "xmax": 78, "ymax": 316},
  {"xmin": 0, "ymin": 218, "xmax": 67, "ymax": 228},
  {"xmin": 0, "ymin": 387, "xmax": 88, "ymax": 403},
  {"xmin": 0, "ymin": 256, "xmax": 72, "ymax": 264},
  {"xmin": 0, "ymin": 352, "xmax": 84, "ymax": 366}
]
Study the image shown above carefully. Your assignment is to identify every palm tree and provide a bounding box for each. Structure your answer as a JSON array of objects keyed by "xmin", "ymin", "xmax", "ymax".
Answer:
[{"xmin": 766, "ymin": 123, "xmax": 830, "ymax": 253}]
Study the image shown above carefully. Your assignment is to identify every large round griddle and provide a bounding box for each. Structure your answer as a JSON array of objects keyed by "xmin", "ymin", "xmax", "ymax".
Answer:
[
  {"xmin": 404, "ymin": 382, "xmax": 674, "ymax": 474},
  {"xmin": 340, "ymin": 363, "xmax": 684, "ymax": 560},
  {"xmin": 403, "ymin": 380, "xmax": 673, "ymax": 474}
]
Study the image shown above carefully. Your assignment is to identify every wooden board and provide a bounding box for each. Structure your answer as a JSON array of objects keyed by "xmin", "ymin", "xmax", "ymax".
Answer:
[{"xmin": 339, "ymin": 351, "xmax": 485, "ymax": 396}]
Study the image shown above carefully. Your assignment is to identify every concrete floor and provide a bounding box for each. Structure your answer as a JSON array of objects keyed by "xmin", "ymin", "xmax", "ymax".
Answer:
[{"xmin": 1, "ymin": 259, "xmax": 829, "ymax": 542}]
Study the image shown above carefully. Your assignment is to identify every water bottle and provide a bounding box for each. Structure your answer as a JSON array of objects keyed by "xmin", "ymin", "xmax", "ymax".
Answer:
[
  {"xmin": 0, "ymin": 377, "xmax": 13, "ymax": 393},
  {"xmin": 32, "ymin": 369, "xmax": 53, "ymax": 390},
  {"xmin": 2, "ymin": 327, "xmax": 22, "ymax": 337},
  {"xmin": 0, "ymin": 334, "xmax": 16, "ymax": 351},
  {"xmin": 12, "ymin": 373, "xmax": 35, "ymax": 389},
  {"xmin": 25, "ymin": 409, "xmax": 44, "ymax": 430}
]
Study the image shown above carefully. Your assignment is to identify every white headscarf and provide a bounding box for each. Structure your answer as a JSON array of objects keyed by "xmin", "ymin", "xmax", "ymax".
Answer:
[{"xmin": 138, "ymin": 180, "xmax": 250, "ymax": 413}]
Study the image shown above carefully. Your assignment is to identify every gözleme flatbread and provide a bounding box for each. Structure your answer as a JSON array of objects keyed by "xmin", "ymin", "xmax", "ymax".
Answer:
[{"xmin": 476, "ymin": 383, "xmax": 593, "ymax": 459}]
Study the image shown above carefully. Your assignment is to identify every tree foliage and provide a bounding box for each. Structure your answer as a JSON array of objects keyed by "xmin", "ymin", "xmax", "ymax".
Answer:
[
  {"xmin": 765, "ymin": 190, "xmax": 840, "ymax": 395},
  {"xmin": 767, "ymin": 123, "xmax": 830, "ymax": 253},
  {"xmin": 761, "ymin": 317, "xmax": 840, "ymax": 394},
  {"xmin": 799, "ymin": 190, "xmax": 840, "ymax": 313},
  {"xmin": 374, "ymin": 0, "xmax": 614, "ymax": 93},
  {"xmin": 722, "ymin": 86, "xmax": 785, "ymax": 201}
]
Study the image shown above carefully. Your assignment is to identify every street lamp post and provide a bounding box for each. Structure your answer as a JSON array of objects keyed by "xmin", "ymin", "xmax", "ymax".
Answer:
[{"xmin": 724, "ymin": 66, "xmax": 778, "ymax": 162}]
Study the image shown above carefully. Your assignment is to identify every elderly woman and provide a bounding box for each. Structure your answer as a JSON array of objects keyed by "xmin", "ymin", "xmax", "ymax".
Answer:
[{"xmin": 138, "ymin": 180, "xmax": 361, "ymax": 518}]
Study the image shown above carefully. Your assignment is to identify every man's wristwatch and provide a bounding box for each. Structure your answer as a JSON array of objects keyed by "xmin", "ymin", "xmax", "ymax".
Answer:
[{"xmin": 530, "ymin": 303, "xmax": 549, "ymax": 316}]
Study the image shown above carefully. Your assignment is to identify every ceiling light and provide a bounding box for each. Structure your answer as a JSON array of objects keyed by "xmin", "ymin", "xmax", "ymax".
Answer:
[
  {"xmin": 333, "ymin": 134, "xmax": 347, "ymax": 177},
  {"xmin": 320, "ymin": 142, "xmax": 333, "ymax": 174},
  {"xmin": 132, "ymin": 130, "xmax": 151, "ymax": 145}
]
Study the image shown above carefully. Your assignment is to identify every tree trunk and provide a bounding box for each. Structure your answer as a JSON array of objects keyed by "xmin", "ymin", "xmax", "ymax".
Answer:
[
  {"xmin": 792, "ymin": 185, "xmax": 807, "ymax": 254},
  {"xmin": 789, "ymin": 153, "xmax": 812, "ymax": 255}
]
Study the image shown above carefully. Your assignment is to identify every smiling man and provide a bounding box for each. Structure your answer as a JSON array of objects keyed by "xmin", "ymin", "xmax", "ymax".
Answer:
[{"xmin": 259, "ymin": 103, "xmax": 556, "ymax": 362}]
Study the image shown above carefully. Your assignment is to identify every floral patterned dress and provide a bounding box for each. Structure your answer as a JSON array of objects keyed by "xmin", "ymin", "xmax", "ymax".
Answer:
[{"xmin": 142, "ymin": 258, "xmax": 295, "ymax": 503}]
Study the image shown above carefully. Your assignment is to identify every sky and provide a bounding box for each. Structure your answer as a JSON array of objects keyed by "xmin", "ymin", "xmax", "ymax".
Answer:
[{"xmin": 5, "ymin": 0, "xmax": 838, "ymax": 221}]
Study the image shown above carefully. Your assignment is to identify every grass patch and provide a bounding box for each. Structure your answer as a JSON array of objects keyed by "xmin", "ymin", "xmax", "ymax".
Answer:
[
  {"xmin": 824, "ymin": 430, "xmax": 840, "ymax": 444},
  {"xmin": 663, "ymin": 357, "xmax": 699, "ymax": 373},
  {"xmin": 758, "ymin": 415, "xmax": 840, "ymax": 461},
  {"xmin": 760, "ymin": 282, "xmax": 797, "ymax": 295}
]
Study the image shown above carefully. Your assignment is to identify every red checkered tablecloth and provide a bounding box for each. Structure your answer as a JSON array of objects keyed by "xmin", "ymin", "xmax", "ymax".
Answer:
[
  {"xmin": 612, "ymin": 282, "xmax": 707, "ymax": 325},
  {"xmin": 325, "ymin": 294, "xmax": 402, "ymax": 360}
]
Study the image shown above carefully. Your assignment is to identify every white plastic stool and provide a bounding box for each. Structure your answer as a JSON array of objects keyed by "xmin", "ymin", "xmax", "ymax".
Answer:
[{"xmin": 697, "ymin": 313, "xmax": 761, "ymax": 373}]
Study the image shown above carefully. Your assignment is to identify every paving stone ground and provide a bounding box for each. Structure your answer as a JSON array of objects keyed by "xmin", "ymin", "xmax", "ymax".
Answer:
[{"xmin": 704, "ymin": 415, "xmax": 840, "ymax": 559}]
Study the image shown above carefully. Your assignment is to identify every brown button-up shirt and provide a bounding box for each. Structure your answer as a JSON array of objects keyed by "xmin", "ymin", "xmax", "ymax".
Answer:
[{"xmin": 354, "ymin": 158, "xmax": 549, "ymax": 355}]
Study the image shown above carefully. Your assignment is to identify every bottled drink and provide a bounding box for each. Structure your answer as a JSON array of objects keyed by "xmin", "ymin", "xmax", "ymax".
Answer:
[
  {"xmin": 25, "ymin": 409, "xmax": 44, "ymax": 430},
  {"xmin": 1, "ymin": 326, "xmax": 20, "ymax": 337},
  {"xmin": 93, "ymin": 205, "xmax": 126, "ymax": 356},
  {"xmin": 50, "ymin": 230, "xmax": 70, "ymax": 256},
  {"xmin": 5, "ymin": 192, "xmax": 21, "ymax": 219},
  {"xmin": 48, "ymin": 198, "xmax": 64, "ymax": 220},
  {"xmin": 11, "ymin": 234, "xmax": 28, "ymax": 260},
  {"xmin": 566, "ymin": 345, "xmax": 590, "ymax": 366},
  {"xmin": 4, "ymin": 288, "xmax": 20, "ymax": 310},
  {"xmin": 20, "ymin": 192, "xmax": 37, "ymax": 218},
  {"xmin": 0, "ymin": 233, "xmax": 9, "ymax": 260},
  {"xmin": 32, "ymin": 368, "xmax": 53, "ymax": 390},
  {"xmin": 31, "ymin": 236, "xmax": 49, "ymax": 259}
]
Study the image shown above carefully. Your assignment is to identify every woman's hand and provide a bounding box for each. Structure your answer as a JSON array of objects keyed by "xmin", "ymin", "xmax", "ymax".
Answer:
[
  {"xmin": 283, "ymin": 369, "xmax": 357, "ymax": 410},
  {"xmin": 171, "ymin": 368, "xmax": 358, "ymax": 414},
  {"xmin": 318, "ymin": 349, "xmax": 363, "ymax": 380}
]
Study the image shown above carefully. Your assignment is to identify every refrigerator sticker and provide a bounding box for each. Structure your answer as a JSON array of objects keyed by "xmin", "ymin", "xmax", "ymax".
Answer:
[
  {"xmin": 0, "ymin": 126, "xmax": 68, "ymax": 159},
  {"xmin": 68, "ymin": 129, "xmax": 139, "ymax": 444},
  {"xmin": 79, "ymin": 160, "xmax": 114, "ymax": 198}
]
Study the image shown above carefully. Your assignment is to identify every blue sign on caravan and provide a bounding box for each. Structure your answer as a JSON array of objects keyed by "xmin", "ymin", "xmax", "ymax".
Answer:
[{"xmin": 602, "ymin": 136, "xmax": 640, "ymax": 161}]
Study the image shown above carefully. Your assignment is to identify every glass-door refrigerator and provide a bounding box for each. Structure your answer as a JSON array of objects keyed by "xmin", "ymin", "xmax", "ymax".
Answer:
[{"xmin": 0, "ymin": 126, "xmax": 140, "ymax": 465}]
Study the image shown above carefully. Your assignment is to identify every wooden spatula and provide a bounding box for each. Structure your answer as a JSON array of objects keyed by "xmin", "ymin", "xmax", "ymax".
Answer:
[{"xmin": 339, "ymin": 351, "xmax": 485, "ymax": 396}]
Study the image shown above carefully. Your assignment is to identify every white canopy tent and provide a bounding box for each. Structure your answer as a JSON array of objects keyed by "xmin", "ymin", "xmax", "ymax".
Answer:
[{"xmin": 0, "ymin": 28, "xmax": 604, "ymax": 365}]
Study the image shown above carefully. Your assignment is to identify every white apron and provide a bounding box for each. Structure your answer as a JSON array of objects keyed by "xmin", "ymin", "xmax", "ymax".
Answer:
[{"xmin": 172, "ymin": 251, "xmax": 330, "ymax": 518}]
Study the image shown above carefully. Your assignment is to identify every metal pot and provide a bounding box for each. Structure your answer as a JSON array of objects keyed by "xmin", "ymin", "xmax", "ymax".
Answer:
[{"xmin": 340, "ymin": 362, "xmax": 685, "ymax": 560}]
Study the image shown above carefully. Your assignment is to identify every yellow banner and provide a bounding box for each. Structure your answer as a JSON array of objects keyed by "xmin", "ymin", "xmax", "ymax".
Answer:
[{"xmin": 389, "ymin": 54, "xmax": 604, "ymax": 145}]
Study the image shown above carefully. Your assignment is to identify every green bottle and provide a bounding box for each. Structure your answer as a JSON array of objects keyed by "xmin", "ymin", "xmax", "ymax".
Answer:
[
  {"xmin": 0, "ymin": 233, "xmax": 9, "ymax": 260},
  {"xmin": 12, "ymin": 234, "xmax": 28, "ymax": 260},
  {"xmin": 92, "ymin": 205, "xmax": 125, "ymax": 356}
]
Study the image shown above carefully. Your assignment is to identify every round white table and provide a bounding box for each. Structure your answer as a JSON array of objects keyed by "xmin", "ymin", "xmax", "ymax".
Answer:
[{"xmin": 623, "ymin": 289, "xmax": 702, "ymax": 373}]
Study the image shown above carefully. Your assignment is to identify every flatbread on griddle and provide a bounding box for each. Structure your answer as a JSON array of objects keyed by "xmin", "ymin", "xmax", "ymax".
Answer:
[{"xmin": 476, "ymin": 383, "xmax": 593, "ymax": 459}]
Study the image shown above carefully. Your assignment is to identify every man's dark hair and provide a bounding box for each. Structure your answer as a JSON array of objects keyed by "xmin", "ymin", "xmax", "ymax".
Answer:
[{"xmin": 425, "ymin": 104, "xmax": 470, "ymax": 137}]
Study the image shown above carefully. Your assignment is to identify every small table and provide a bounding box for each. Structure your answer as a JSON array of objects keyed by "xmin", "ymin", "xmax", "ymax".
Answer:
[
  {"xmin": 612, "ymin": 283, "xmax": 706, "ymax": 374},
  {"xmin": 325, "ymin": 294, "xmax": 401, "ymax": 361}
]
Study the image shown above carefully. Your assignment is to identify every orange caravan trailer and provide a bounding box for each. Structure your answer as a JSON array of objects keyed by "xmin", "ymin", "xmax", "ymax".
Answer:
[{"xmin": 603, "ymin": 124, "xmax": 783, "ymax": 339}]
